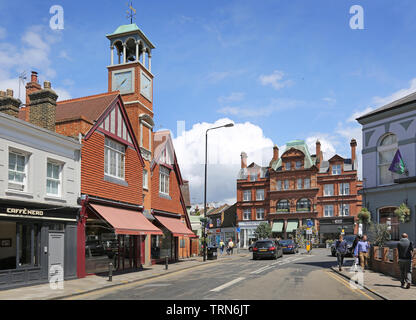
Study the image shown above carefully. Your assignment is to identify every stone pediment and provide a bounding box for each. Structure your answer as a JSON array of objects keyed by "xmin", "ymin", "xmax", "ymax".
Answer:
[{"xmin": 281, "ymin": 148, "xmax": 305, "ymax": 159}]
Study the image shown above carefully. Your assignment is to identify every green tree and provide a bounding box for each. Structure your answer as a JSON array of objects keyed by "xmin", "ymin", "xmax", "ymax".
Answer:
[{"xmin": 254, "ymin": 222, "xmax": 272, "ymax": 240}]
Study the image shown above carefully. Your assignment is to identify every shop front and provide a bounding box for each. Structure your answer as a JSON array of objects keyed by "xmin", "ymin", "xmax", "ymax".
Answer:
[
  {"xmin": 238, "ymin": 220, "xmax": 266, "ymax": 248},
  {"xmin": 151, "ymin": 213, "xmax": 196, "ymax": 263},
  {"xmin": 318, "ymin": 217, "xmax": 355, "ymax": 243},
  {"xmin": 271, "ymin": 220, "xmax": 284, "ymax": 239},
  {"xmin": 82, "ymin": 202, "xmax": 163, "ymax": 275},
  {"xmin": 207, "ymin": 227, "xmax": 237, "ymax": 247},
  {"xmin": 0, "ymin": 201, "xmax": 78, "ymax": 289}
]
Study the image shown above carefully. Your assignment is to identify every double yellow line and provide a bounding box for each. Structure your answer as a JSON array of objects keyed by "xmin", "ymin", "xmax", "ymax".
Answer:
[{"xmin": 325, "ymin": 270, "xmax": 375, "ymax": 300}]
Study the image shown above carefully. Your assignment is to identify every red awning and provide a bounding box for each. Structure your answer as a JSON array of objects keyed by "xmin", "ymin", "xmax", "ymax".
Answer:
[
  {"xmin": 155, "ymin": 216, "xmax": 197, "ymax": 238},
  {"xmin": 89, "ymin": 204, "xmax": 163, "ymax": 236}
]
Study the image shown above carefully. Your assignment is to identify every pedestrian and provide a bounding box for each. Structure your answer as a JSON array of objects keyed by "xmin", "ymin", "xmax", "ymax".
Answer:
[
  {"xmin": 335, "ymin": 235, "xmax": 348, "ymax": 271},
  {"xmin": 397, "ymin": 233, "xmax": 414, "ymax": 289},
  {"xmin": 354, "ymin": 235, "xmax": 370, "ymax": 272},
  {"xmin": 219, "ymin": 240, "xmax": 225, "ymax": 255},
  {"xmin": 351, "ymin": 235, "xmax": 361, "ymax": 271},
  {"xmin": 228, "ymin": 238, "xmax": 234, "ymax": 255}
]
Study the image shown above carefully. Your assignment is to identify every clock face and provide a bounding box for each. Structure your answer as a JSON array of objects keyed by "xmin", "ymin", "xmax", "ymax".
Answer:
[
  {"xmin": 113, "ymin": 71, "xmax": 133, "ymax": 94},
  {"xmin": 140, "ymin": 72, "xmax": 152, "ymax": 101}
]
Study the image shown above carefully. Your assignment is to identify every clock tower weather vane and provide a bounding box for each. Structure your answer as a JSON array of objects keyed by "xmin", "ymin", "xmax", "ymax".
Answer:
[{"xmin": 126, "ymin": 1, "xmax": 136, "ymax": 24}]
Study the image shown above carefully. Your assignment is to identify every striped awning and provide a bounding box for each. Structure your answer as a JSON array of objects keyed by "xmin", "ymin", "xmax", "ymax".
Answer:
[
  {"xmin": 286, "ymin": 221, "xmax": 299, "ymax": 233},
  {"xmin": 271, "ymin": 221, "xmax": 284, "ymax": 232}
]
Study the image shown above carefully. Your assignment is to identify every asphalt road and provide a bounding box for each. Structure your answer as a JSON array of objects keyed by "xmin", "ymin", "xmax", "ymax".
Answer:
[{"xmin": 67, "ymin": 248, "xmax": 381, "ymax": 300}]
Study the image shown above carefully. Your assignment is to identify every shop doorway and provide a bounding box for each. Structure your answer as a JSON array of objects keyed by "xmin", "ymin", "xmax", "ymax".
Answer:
[{"xmin": 48, "ymin": 232, "xmax": 64, "ymax": 281}]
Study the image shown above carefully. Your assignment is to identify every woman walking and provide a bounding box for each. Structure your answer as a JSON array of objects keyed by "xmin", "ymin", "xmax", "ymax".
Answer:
[{"xmin": 335, "ymin": 235, "xmax": 348, "ymax": 271}]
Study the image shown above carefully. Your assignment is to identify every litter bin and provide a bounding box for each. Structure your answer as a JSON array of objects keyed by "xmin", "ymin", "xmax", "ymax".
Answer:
[{"xmin": 207, "ymin": 246, "xmax": 218, "ymax": 260}]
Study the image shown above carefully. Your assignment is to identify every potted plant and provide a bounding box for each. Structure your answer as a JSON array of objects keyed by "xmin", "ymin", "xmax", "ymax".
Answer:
[
  {"xmin": 325, "ymin": 239, "xmax": 334, "ymax": 249},
  {"xmin": 358, "ymin": 208, "xmax": 371, "ymax": 224},
  {"xmin": 394, "ymin": 203, "xmax": 411, "ymax": 223}
]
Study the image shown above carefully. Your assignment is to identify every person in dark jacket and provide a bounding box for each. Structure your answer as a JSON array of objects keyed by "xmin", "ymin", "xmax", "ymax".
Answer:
[
  {"xmin": 397, "ymin": 233, "xmax": 414, "ymax": 289},
  {"xmin": 335, "ymin": 235, "xmax": 348, "ymax": 271},
  {"xmin": 351, "ymin": 235, "xmax": 361, "ymax": 269}
]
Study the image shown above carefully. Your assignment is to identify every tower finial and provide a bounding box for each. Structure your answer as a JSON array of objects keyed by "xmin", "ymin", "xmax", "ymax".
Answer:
[{"xmin": 126, "ymin": 1, "xmax": 136, "ymax": 24}]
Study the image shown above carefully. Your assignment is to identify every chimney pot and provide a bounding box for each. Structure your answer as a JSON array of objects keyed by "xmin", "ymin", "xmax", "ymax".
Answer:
[
  {"xmin": 272, "ymin": 145, "xmax": 279, "ymax": 161},
  {"xmin": 6, "ymin": 89, "xmax": 13, "ymax": 97},
  {"xmin": 44, "ymin": 81, "xmax": 51, "ymax": 89},
  {"xmin": 0, "ymin": 91, "xmax": 6, "ymax": 97},
  {"xmin": 240, "ymin": 152, "xmax": 247, "ymax": 169},
  {"xmin": 31, "ymin": 71, "xmax": 38, "ymax": 83}
]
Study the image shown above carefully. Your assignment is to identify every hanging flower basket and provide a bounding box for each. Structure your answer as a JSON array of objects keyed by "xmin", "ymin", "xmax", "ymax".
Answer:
[
  {"xmin": 358, "ymin": 208, "xmax": 371, "ymax": 224},
  {"xmin": 394, "ymin": 203, "xmax": 411, "ymax": 223}
]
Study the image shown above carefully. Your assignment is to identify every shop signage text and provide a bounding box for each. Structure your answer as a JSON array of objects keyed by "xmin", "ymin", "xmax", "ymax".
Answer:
[{"xmin": 6, "ymin": 208, "xmax": 44, "ymax": 216}]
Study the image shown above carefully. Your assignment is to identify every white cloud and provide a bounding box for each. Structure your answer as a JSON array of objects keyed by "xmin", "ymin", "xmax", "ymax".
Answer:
[
  {"xmin": 217, "ymin": 98, "xmax": 304, "ymax": 118},
  {"xmin": 55, "ymin": 88, "xmax": 72, "ymax": 101},
  {"xmin": 347, "ymin": 106, "xmax": 375, "ymax": 123},
  {"xmin": 173, "ymin": 118, "xmax": 274, "ymax": 204},
  {"xmin": 372, "ymin": 78, "xmax": 416, "ymax": 106},
  {"xmin": 218, "ymin": 92, "xmax": 245, "ymax": 104},
  {"xmin": 0, "ymin": 25, "xmax": 69, "ymax": 101},
  {"xmin": 305, "ymin": 135, "xmax": 338, "ymax": 160},
  {"xmin": 259, "ymin": 70, "xmax": 293, "ymax": 90}
]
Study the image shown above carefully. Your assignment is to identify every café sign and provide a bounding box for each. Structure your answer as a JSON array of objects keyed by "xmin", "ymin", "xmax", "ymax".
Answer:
[{"xmin": 6, "ymin": 208, "xmax": 44, "ymax": 216}]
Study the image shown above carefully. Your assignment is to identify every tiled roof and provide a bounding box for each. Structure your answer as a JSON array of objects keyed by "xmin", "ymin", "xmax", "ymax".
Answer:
[
  {"xmin": 207, "ymin": 204, "xmax": 229, "ymax": 216},
  {"xmin": 56, "ymin": 92, "xmax": 119, "ymax": 123},
  {"xmin": 271, "ymin": 140, "xmax": 315, "ymax": 171},
  {"xmin": 357, "ymin": 91, "xmax": 416, "ymax": 122}
]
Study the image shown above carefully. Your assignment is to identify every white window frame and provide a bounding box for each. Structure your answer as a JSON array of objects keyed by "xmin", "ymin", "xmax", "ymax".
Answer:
[
  {"xmin": 46, "ymin": 160, "xmax": 63, "ymax": 197},
  {"xmin": 339, "ymin": 183, "xmax": 350, "ymax": 195},
  {"xmin": 284, "ymin": 180, "xmax": 289, "ymax": 190},
  {"xmin": 285, "ymin": 162, "xmax": 291, "ymax": 170},
  {"xmin": 256, "ymin": 208, "xmax": 265, "ymax": 220},
  {"xmin": 104, "ymin": 137, "xmax": 126, "ymax": 180},
  {"xmin": 243, "ymin": 209, "xmax": 251, "ymax": 220},
  {"xmin": 159, "ymin": 166, "xmax": 170, "ymax": 195},
  {"xmin": 339, "ymin": 204, "xmax": 350, "ymax": 216},
  {"xmin": 143, "ymin": 169, "xmax": 148, "ymax": 190},
  {"xmin": 276, "ymin": 180, "xmax": 281, "ymax": 191},
  {"xmin": 377, "ymin": 133, "xmax": 399, "ymax": 186},
  {"xmin": 8, "ymin": 150, "xmax": 29, "ymax": 192},
  {"xmin": 297, "ymin": 178, "xmax": 302, "ymax": 189},
  {"xmin": 295, "ymin": 161, "xmax": 302, "ymax": 169},
  {"xmin": 324, "ymin": 205, "xmax": 334, "ymax": 217},
  {"xmin": 243, "ymin": 190, "xmax": 251, "ymax": 202},
  {"xmin": 332, "ymin": 164, "xmax": 341, "ymax": 175},
  {"xmin": 304, "ymin": 178, "xmax": 310, "ymax": 189},
  {"xmin": 324, "ymin": 184, "xmax": 334, "ymax": 196},
  {"xmin": 256, "ymin": 189, "xmax": 264, "ymax": 201}
]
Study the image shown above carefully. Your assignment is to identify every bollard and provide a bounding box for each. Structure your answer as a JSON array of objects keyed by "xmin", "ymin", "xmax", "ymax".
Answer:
[
  {"xmin": 108, "ymin": 262, "xmax": 113, "ymax": 282},
  {"xmin": 165, "ymin": 256, "xmax": 168, "ymax": 270}
]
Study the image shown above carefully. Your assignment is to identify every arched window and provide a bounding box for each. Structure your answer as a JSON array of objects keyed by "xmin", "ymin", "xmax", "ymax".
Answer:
[
  {"xmin": 277, "ymin": 200, "xmax": 289, "ymax": 212},
  {"xmin": 378, "ymin": 133, "xmax": 398, "ymax": 185},
  {"xmin": 296, "ymin": 198, "xmax": 311, "ymax": 212}
]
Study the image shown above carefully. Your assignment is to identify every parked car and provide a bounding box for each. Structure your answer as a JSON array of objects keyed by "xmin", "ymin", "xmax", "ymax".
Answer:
[
  {"xmin": 248, "ymin": 242, "xmax": 255, "ymax": 252},
  {"xmin": 252, "ymin": 239, "xmax": 283, "ymax": 260},
  {"xmin": 279, "ymin": 239, "xmax": 299, "ymax": 254},
  {"xmin": 330, "ymin": 235, "xmax": 356, "ymax": 257}
]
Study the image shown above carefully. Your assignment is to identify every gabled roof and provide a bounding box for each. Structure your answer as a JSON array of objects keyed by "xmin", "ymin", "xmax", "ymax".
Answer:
[
  {"xmin": 56, "ymin": 92, "xmax": 144, "ymax": 166},
  {"xmin": 271, "ymin": 140, "xmax": 315, "ymax": 171},
  {"xmin": 56, "ymin": 92, "xmax": 119, "ymax": 124},
  {"xmin": 357, "ymin": 91, "xmax": 416, "ymax": 123},
  {"xmin": 207, "ymin": 204, "xmax": 229, "ymax": 216}
]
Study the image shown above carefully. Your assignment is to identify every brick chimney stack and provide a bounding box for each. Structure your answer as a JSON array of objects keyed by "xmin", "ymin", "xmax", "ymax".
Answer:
[
  {"xmin": 350, "ymin": 138, "xmax": 357, "ymax": 168},
  {"xmin": 28, "ymin": 80, "xmax": 58, "ymax": 131},
  {"xmin": 0, "ymin": 89, "xmax": 21, "ymax": 118},
  {"xmin": 24, "ymin": 71, "xmax": 42, "ymax": 121},
  {"xmin": 272, "ymin": 145, "xmax": 279, "ymax": 161},
  {"xmin": 316, "ymin": 140, "xmax": 322, "ymax": 168},
  {"xmin": 241, "ymin": 152, "xmax": 247, "ymax": 169}
]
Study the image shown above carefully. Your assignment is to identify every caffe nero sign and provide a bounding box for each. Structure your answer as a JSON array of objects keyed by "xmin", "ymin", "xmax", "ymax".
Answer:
[
  {"xmin": 6, "ymin": 207, "xmax": 44, "ymax": 216},
  {"xmin": 0, "ymin": 204, "xmax": 78, "ymax": 221}
]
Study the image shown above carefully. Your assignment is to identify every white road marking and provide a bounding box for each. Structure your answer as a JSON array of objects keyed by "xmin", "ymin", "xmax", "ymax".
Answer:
[{"xmin": 210, "ymin": 277, "xmax": 246, "ymax": 292}]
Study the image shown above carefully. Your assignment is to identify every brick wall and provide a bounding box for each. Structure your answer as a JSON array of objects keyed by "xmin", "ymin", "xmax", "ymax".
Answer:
[
  {"xmin": 81, "ymin": 130, "xmax": 143, "ymax": 205},
  {"xmin": 371, "ymin": 246, "xmax": 416, "ymax": 284}
]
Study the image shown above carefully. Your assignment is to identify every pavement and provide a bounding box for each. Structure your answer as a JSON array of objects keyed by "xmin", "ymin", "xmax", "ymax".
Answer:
[
  {"xmin": 0, "ymin": 251, "xmax": 248, "ymax": 300},
  {"xmin": 331, "ymin": 260, "xmax": 416, "ymax": 300}
]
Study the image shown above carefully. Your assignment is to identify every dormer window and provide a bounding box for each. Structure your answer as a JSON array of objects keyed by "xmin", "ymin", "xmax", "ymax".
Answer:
[
  {"xmin": 332, "ymin": 164, "xmax": 341, "ymax": 175},
  {"xmin": 295, "ymin": 161, "xmax": 302, "ymax": 169},
  {"xmin": 285, "ymin": 162, "xmax": 291, "ymax": 170}
]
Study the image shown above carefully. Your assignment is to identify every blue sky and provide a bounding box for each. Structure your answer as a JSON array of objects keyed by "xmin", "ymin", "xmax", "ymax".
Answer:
[{"xmin": 1, "ymin": 0, "xmax": 416, "ymax": 204}]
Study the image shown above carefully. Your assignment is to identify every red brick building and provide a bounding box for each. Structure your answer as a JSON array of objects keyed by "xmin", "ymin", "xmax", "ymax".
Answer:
[{"xmin": 236, "ymin": 139, "xmax": 362, "ymax": 246}]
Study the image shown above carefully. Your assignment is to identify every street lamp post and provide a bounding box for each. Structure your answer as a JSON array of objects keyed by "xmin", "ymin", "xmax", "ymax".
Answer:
[{"xmin": 203, "ymin": 123, "xmax": 234, "ymax": 262}]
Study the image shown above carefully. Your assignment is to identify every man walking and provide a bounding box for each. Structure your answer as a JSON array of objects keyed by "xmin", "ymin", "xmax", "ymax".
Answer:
[
  {"xmin": 354, "ymin": 235, "xmax": 370, "ymax": 272},
  {"xmin": 219, "ymin": 240, "xmax": 225, "ymax": 255},
  {"xmin": 397, "ymin": 233, "xmax": 414, "ymax": 289},
  {"xmin": 227, "ymin": 238, "xmax": 234, "ymax": 255},
  {"xmin": 335, "ymin": 235, "xmax": 348, "ymax": 271}
]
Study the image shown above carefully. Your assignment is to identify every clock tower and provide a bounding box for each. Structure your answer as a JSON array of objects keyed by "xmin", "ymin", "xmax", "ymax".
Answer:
[{"xmin": 106, "ymin": 23, "xmax": 155, "ymax": 162}]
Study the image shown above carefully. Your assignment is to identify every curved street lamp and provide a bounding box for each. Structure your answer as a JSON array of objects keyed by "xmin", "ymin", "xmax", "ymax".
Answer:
[{"xmin": 203, "ymin": 123, "xmax": 234, "ymax": 261}]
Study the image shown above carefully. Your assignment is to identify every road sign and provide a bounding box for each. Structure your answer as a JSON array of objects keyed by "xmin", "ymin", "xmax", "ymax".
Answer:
[
  {"xmin": 306, "ymin": 228, "xmax": 312, "ymax": 235},
  {"xmin": 306, "ymin": 220, "xmax": 313, "ymax": 228},
  {"xmin": 236, "ymin": 227, "xmax": 240, "ymax": 233}
]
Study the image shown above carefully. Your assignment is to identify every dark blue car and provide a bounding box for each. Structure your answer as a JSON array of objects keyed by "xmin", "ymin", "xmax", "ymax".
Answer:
[{"xmin": 279, "ymin": 239, "xmax": 299, "ymax": 254}]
